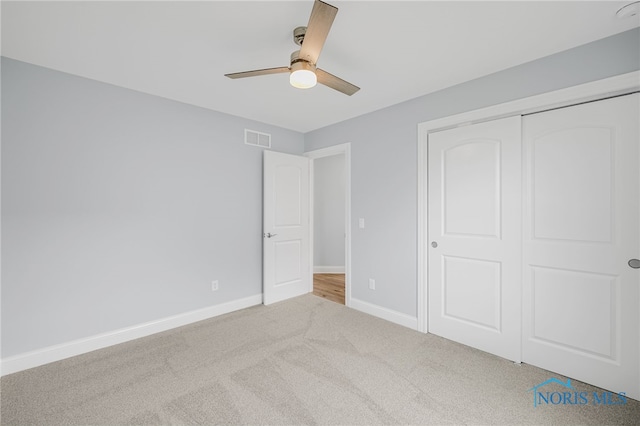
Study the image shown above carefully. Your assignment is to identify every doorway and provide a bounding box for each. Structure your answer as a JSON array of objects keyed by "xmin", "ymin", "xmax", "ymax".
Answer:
[{"xmin": 305, "ymin": 144, "xmax": 351, "ymax": 306}]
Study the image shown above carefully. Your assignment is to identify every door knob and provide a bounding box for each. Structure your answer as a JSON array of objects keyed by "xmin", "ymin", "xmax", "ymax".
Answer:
[
  {"xmin": 629, "ymin": 259, "xmax": 640, "ymax": 269},
  {"xmin": 264, "ymin": 232, "xmax": 278, "ymax": 238},
  {"xmin": 431, "ymin": 241, "xmax": 438, "ymax": 248}
]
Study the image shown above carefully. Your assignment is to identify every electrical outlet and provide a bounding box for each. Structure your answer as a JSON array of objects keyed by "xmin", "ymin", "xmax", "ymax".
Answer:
[
  {"xmin": 368, "ymin": 278, "xmax": 375, "ymax": 290},
  {"xmin": 211, "ymin": 280, "xmax": 219, "ymax": 291}
]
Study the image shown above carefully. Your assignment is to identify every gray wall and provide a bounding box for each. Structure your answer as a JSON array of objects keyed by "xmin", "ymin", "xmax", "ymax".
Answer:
[
  {"xmin": 1, "ymin": 58, "xmax": 304, "ymax": 357},
  {"xmin": 304, "ymin": 28, "xmax": 640, "ymax": 317},
  {"xmin": 313, "ymin": 154, "xmax": 345, "ymax": 270}
]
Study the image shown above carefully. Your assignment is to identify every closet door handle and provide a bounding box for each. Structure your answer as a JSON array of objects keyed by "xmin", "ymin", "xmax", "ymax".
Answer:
[
  {"xmin": 629, "ymin": 259, "xmax": 640, "ymax": 269},
  {"xmin": 264, "ymin": 233, "xmax": 278, "ymax": 239},
  {"xmin": 431, "ymin": 241, "xmax": 438, "ymax": 248}
]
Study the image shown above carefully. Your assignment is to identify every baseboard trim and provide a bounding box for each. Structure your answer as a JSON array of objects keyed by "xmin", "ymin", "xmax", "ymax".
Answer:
[
  {"xmin": 0, "ymin": 294, "xmax": 263, "ymax": 376},
  {"xmin": 350, "ymin": 298, "xmax": 418, "ymax": 330},
  {"xmin": 313, "ymin": 266, "xmax": 346, "ymax": 274}
]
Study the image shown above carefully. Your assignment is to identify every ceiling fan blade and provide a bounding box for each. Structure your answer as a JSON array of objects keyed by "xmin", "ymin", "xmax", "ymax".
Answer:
[
  {"xmin": 316, "ymin": 68, "xmax": 360, "ymax": 96},
  {"xmin": 225, "ymin": 67, "xmax": 289, "ymax": 79},
  {"xmin": 298, "ymin": 0, "xmax": 338, "ymax": 65}
]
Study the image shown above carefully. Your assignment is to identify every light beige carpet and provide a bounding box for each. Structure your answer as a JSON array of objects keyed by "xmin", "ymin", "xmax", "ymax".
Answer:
[{"xmin": 1, "ymin": 294, "xmax": 639, "ymax": 425}]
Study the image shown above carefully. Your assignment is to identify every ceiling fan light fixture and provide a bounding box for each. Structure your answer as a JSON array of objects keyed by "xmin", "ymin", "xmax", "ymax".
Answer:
[{"xmin": 290, "ymin": 61, "xmax": 317, "ymax": 89}]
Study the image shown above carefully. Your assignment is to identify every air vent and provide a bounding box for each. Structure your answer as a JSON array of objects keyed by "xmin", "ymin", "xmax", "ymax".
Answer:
[{"xmin": 245, "ymin": 129, "xmax": 271, "ymax": 148}]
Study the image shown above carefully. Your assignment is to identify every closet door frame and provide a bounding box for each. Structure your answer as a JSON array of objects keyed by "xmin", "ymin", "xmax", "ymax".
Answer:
[{"xmin": 417, "ymin": 70, "xmax": 640, "ymax": 334}]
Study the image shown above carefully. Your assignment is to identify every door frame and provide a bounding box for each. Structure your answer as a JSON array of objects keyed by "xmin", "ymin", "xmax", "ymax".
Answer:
[
  {"xmin": 417, "ymin": 70, "xmax": 640, "ymax": 333},
  {"xmin": 305, "ymin": 143, "xmax": 352, "ymax": 307}
]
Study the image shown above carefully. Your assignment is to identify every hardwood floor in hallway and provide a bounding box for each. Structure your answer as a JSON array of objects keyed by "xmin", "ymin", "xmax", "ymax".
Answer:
[{"xmin": 313, "ymin": 273, "xmax": 345, "ymax": 305}]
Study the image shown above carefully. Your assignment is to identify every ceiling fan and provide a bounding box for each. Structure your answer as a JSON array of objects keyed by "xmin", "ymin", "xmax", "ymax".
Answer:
[{"xmin": 225, "ymin": 0, "xmax": 360, "ymax": 96}]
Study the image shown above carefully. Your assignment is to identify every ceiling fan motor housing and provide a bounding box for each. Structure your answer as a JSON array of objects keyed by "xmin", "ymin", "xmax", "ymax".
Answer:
[
  {"xmin": 290, "ymin": 50, "xmax": 315, "ymax": 71},
  {"xmin": 290, "ymin": 59, "xmax": 316, "ymax": 76}
]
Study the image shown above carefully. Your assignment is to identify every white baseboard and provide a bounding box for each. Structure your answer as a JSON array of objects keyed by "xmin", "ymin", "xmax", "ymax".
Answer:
[
  {"xmin": 313, "ymin": 266, "xmax": 346, "ymax": 273},
  {"xmin": 350, "ymin": 298, "xmax": 418, "ymax": 330},
  {"xmin": 0, "ymin": 294, "xmax": 262, "ymax": 376}
]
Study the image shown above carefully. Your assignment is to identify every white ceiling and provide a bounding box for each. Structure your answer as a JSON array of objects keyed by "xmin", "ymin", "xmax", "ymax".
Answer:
[{"xmin": 2, "ymin": 1, "xmax": 638, "ymax": 133}]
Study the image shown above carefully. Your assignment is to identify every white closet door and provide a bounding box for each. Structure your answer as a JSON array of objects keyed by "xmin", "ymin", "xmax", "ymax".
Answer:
[
  {"xmin": 428, "ymin": 116, "xmax": 522, "ymax": 362},
  {"xmin": 522, "ymin": 94, "xmax": 639, "ymax": 400}
]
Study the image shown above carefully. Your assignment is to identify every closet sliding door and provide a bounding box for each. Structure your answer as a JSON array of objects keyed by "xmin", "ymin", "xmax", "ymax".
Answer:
[
  {"xmin": 427, "ymin": 116, "xmax": 522, "ymax": 362},
  {"xmin": 522, "ymin": 93, "xmax": 639, "ymax": 400},
  {"xmin": 426, "ymin": 93, "xmax": 639, "ymax": 399}
]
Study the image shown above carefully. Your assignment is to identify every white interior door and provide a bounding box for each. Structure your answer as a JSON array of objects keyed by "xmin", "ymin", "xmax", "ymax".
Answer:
[
  {"xmin": 263, "ymin": 150, "xmax": 311, "ymax": 305},
  {"xmin": 428, "ymin": 116, "xmax": 522, "ymax": 362},
  {"xmin": 522, "ymin": 94, "xmax": 640, "ymax": 400}
]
